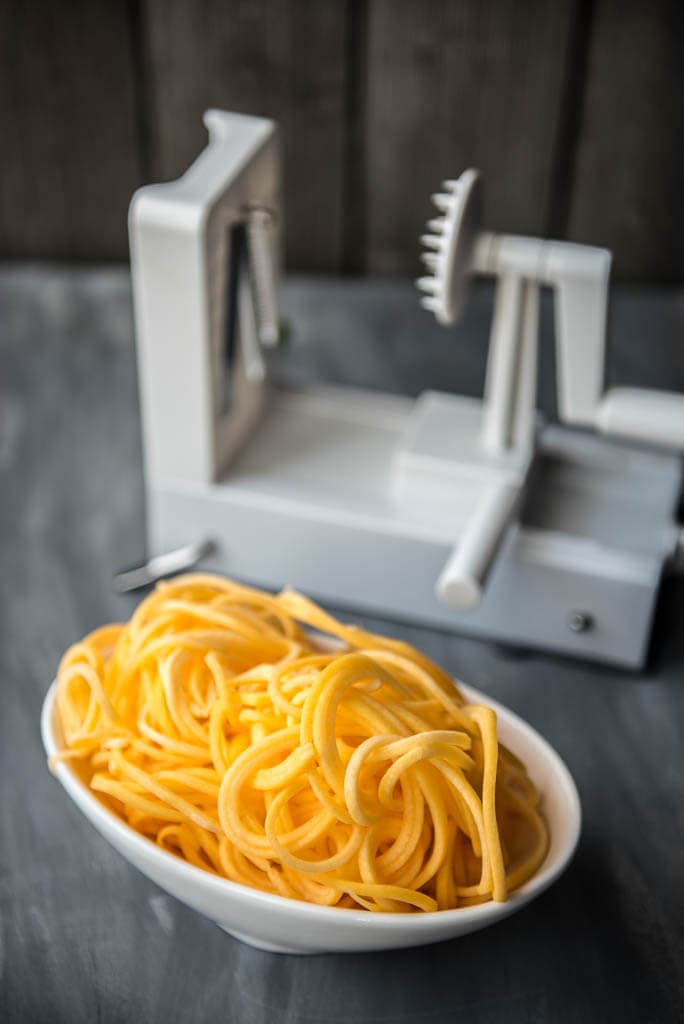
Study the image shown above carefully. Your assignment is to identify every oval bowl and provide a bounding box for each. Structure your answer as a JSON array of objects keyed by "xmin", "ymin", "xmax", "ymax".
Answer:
[{"xmin": 41, "ymin": 680, "xmax": 580, "ymax": 954}]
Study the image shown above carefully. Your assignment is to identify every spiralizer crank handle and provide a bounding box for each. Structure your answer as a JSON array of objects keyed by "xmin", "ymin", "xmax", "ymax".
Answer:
[{"xmin": 436, "ymin": 479, "xmax": 522, "ymax": 610}]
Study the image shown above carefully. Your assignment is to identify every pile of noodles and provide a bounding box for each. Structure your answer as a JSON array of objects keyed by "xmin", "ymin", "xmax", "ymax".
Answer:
[{"xmin": 52, "ymin": 574, "xmax": 549, "ymax": 912}]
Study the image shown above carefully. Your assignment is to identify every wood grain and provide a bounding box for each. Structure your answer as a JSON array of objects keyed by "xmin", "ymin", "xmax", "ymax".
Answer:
[
  {"xmin": 0, "ymin": 0, "xmax": 144, "ymax": 260},
  {"xmin": 1, "ymin": 268, "xmax": 683, "ymax": 1022},
  {"xmin": 363, "ymin": 0, "xmax": 576, "ymax": 274},
  {"xmin": 566, "ymin": 0, "xmax": 684, "ymax": 281},
  {"xmin": 0, "ymin": 1, "xmax": 682, "ymax": 277},
  {"xmin": 142, "ymin": 0, "xmax": 349, "ymax": 272}
]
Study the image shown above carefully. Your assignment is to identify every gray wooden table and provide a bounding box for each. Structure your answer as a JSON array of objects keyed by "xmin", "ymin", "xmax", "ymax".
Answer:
[{"xmin": 1, "ymin": 267, "xmax": 683, "ymax": 1023}]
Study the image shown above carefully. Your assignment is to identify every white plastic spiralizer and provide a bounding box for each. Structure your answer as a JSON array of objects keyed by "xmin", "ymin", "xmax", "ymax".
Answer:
[{"xmin": 125, "ymin": 110, "xmax": 684, "ymax": 668}]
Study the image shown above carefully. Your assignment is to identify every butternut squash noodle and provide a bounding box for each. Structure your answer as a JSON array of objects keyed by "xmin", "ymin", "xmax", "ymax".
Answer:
[{"xmin": 52, "ymin": 574, "xmax": 549, "ymax": 912}]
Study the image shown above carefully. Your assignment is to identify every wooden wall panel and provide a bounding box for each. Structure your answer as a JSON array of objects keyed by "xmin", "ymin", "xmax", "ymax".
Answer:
[
  {"xmin": 566, "ymin": 0, "xmax": 684, "ymax": 281},
  {"xmin": 0, "ymin": 0, "xmax": 143, "ymax": 260},
  {"xmin": 142, "ymin": 0, "xmax": 348, "ymax": 272},
  {"xmin": 0, "ymin": 0, "xmax": 682, "ymax": 280},
  {"xmin": 363, "ymin": 0, "xmax": 576, "ymax": 275}
]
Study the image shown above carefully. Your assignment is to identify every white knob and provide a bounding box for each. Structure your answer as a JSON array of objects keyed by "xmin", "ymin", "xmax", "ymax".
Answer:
[
  {"xmin": 436, "ymin": 480, "xmax": 522, "ymax": 610},
  {"xmin": 597, "ymin": 387, "xmax": 684, "ymax": 450}
]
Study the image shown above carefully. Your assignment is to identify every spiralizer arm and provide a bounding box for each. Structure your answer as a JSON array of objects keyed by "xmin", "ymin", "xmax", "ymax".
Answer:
[{"xmin": 417, "ymin": 171, "xmax": 612, "ymax": 610}]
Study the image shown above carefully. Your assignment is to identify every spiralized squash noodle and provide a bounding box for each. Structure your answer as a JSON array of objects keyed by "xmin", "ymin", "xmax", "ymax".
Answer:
[{"xmin": 51, "ymin": 574, "xmax": 549, "ymax": 912}]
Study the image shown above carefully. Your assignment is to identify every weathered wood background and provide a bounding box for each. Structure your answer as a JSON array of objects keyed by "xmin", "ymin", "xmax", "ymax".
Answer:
[{"xmin": 1, "ymin": 0, "xmax": 682, "ymax": 280}]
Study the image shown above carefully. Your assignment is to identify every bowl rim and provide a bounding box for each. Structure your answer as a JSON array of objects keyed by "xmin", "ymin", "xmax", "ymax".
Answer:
[{"xmin": 41, "ymin": 678, "xmax": 581, "ymax": 930}]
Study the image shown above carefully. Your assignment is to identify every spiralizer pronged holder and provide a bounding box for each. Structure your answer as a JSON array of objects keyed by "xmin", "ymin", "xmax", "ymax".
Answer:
[
  {"xmin": 414, "ymin": 169, "xmax": 684, "ymax": 612},
  {"xmin": 412, "ymin": 169, "xmax": 614, "ymax": 608},
  {"xmin": 129, "ymin": 110, "xmax": 684, "ymax": 668}
]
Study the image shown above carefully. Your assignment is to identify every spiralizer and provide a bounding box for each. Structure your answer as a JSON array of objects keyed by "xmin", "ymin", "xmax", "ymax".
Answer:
[{"xmin": 125, "ymin": 110, "xmax": 684, "ymax": 668}]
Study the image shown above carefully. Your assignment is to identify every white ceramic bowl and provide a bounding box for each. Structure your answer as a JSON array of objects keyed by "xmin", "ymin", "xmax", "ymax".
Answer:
[{"xmin": 41, "ymin": 681, "xmax": 580, "ymax": 954}]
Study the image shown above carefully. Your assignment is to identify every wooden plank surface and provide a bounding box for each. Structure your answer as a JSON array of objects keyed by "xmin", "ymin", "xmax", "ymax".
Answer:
[
  {"xmin": 363, "ymin": 0, "xmax": 576, "ymax": 274},
  {"xmin": 0, "ymin": 0, "xmax": 144, "ymax": 260},
  {"xmin": 566, "ymin": 0, "xmax": 684, "ymax": 281},
  {"xmin": 0, "ymin": 1, "xmax": 682, "ymax": 279},
  {"xmin": 1, "ymin": 267, "xmax": 683, "ymax": 1022},
  {"xmin": 142, "ymin": 0, "xmax": 348, "ymax": 272}
]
